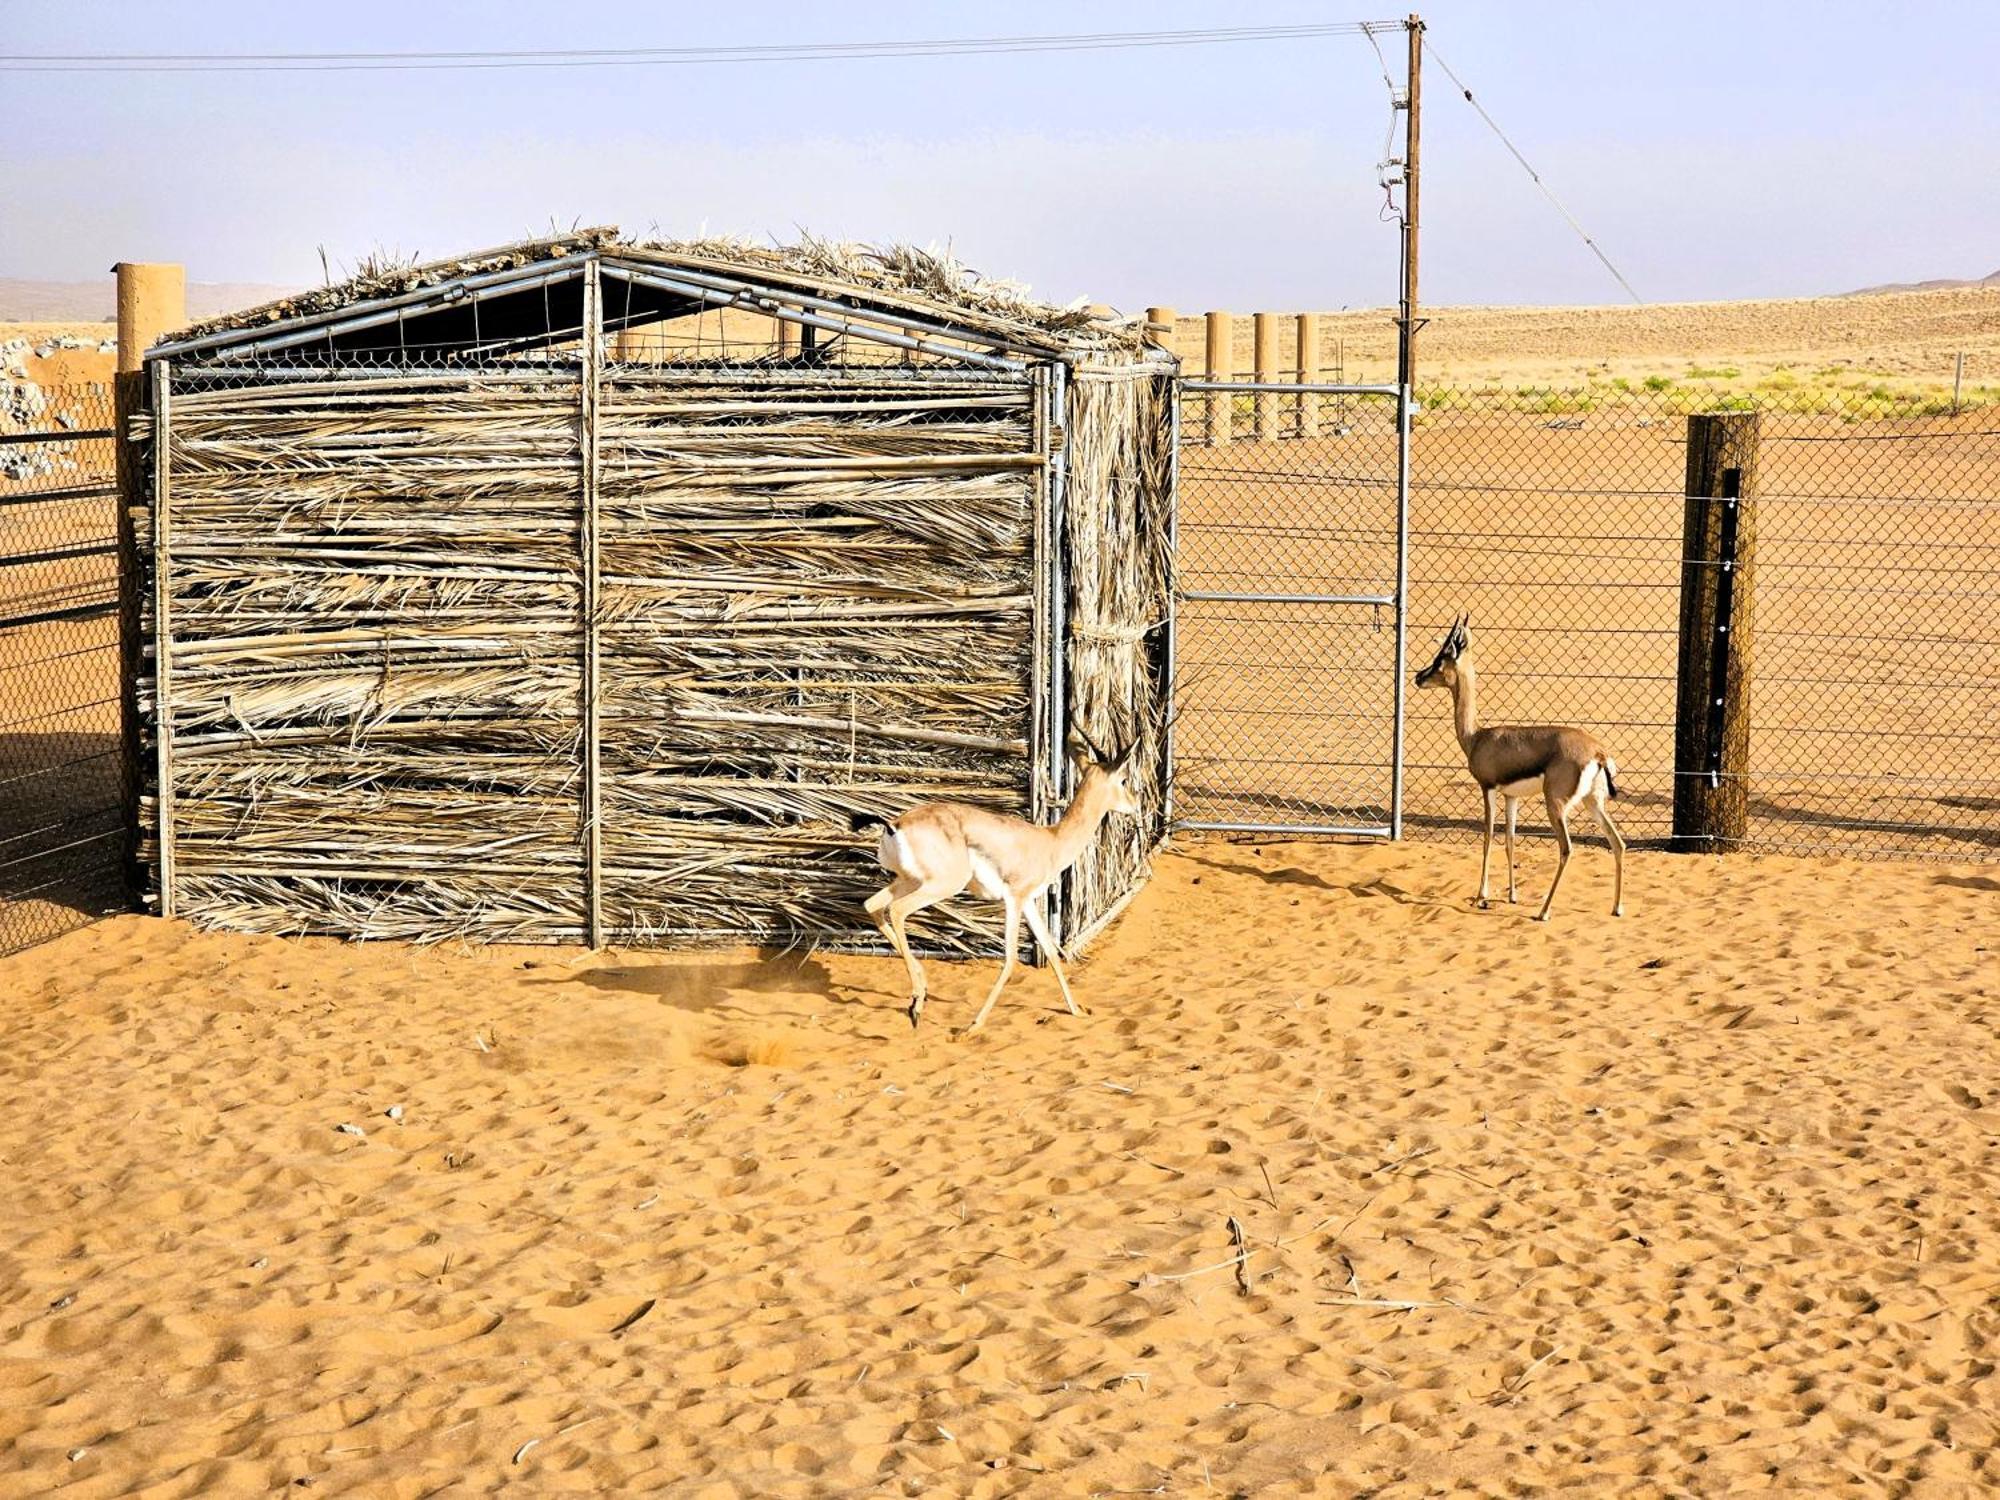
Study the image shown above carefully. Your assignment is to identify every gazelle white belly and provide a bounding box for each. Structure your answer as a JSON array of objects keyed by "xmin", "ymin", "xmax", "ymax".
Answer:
[
  {"xmin": 966, "ymin": 849, "xmax": 1009, "ymax": 902},
  {"xmin": 1497, "ymin": 777, "xmax": 1543, "ymax": 799}
]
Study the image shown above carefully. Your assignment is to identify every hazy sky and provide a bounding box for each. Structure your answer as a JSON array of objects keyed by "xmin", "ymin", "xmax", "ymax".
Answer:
[{"xmin": 4, "ymin": 1, "xmax": 1996, "ymax": 310}]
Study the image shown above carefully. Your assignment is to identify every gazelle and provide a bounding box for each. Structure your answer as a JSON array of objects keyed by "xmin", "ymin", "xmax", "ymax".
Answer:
[
  {"xmin": 1414, "ymin": 615, "xmax": 1626, "ymax": 921},
  {"xmin": 854, "ymin": 729, "xmax": 1141, "ymax": 1031}
]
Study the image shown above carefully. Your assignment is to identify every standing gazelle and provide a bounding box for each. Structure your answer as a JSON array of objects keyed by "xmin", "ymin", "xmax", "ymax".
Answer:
[
  {"xmin": 1414, "ymin": 615, "xmax": 1626, "ymax": 921},
  {"xmin": 855, "ymin": 729, "xmax": 1141, "ymax": 1031}
]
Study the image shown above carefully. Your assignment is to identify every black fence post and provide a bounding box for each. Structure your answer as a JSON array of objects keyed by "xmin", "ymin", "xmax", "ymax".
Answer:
[{"xmin": 1673, "ymin": 411, "xmax": 1761, "ymax": 851}]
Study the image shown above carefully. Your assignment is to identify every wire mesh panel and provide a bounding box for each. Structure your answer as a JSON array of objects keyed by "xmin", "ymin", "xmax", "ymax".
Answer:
[
  {"xmin": 1747, "ymin": 412, "xmax": 1999, "ymax": 858},
  {"xmin": 1401, "ymin": 398, "xmax": 1685, "ymax": 846},
  {"xmin": 1170, "ymin": 380, "xmax": 1997, "ymax": 862},
  {"xmin": 1396, "ymin": 387, "xmax": 1998, "ymax": 861},
  {"xmin": 1171, "ymin": 382, "xmax": 1404, "ymax": 832},
  {"xmin": 0, "ymin": 382, "xmax": 126, "ymax": 954}
]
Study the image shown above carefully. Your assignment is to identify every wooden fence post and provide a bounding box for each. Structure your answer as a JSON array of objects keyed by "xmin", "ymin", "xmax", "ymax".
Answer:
[
  {"xmin": 1253, "ymin": 312, "xmax": 1279, "ymax": 440},
  {"xmin": 1204, "ymin": 312, "xmax": 1232, "ymax": 446},
  {"xmin": 1672, "ymin": 411, "xmax": 1761, "ymax": 851},
  {"xmin": 1295, "ymin": 312, "xmax": 1320, "ymax": 437},
  {"xmin": 1144, "ymin": 306, "xmax": 1175, "ymax": 354}
]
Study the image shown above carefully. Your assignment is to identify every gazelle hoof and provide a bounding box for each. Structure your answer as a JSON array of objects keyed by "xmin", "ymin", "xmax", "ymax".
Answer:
[
  {"xmin": 1614, "ymin": 905, "xmax": 1626, "ymax": 918},
  {"xmin": 1476, "ymin": 897, "xmax": 1491, "ymax": 910},
  {"xmin": 906, "ymin": 999, "xmax": 923, "ymax": 1027}
]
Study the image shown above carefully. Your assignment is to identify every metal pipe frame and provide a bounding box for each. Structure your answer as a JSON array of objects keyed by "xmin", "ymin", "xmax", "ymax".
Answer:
[
  {"xmin": 1045, "ymin": 359, "xmax": 1069, "ymax": 955},
  {"xmin": 154, "ymin": 260, "xmax": 583, "ymax": 362},
  {"xmin": 149, "ymin": 358, "xmax": 175, "ymax": 917},
  {"xmin": 1181, "ymin": 590, "xmax": 1395, "ymax": 608},
  {"xmin": 1161, "ymin": 384, "xmax": 1182, "ymax": 835},
  {"xmin": 579, "ymin": 260, "xmax": 603, "ymax": 948},
  {"xmin": 1179, "ymin": 379, "xmax": 1399, "ymax": 397},
  {"xmin": 602, "ymin": 264, "xmax": 1028, "ymax": 374},
  {"xmin": 605, "ymin": 255, "xmax": 1049, "ymax": 362},
  {"xmin": 1178, "ymin": 821, "xmax": 1393, "ymax": 838},
  {"xmin": 1389, "ymin": 379, "xmax": 1413, "ymax": 839}
]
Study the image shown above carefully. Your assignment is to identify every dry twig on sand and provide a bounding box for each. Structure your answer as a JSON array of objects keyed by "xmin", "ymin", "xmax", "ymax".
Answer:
[{"xmin": 1226, "ymin": 1216, "xmax": 1251, "ymax": 1296}]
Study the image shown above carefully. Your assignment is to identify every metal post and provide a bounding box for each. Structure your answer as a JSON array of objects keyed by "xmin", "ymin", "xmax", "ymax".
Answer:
[
  {"xmin": 579, "ymin": 258, "xmax": 604, "ymax": 947},
  {"xmin": 1389, "ymin": 378, "xmax": 1412, "ymax": 839},
  {"xmin": 149, "ymin": 358, "xmax": 176, "ymax": 917},
  {"xmin": 1046, "ymin": 361, "xmax": 1070, "ymax": 953},
  {"xmin": 1162, "ymin": 385, "xmax": 1182, "ymax": 835},
  {"xmin": 1296, "ymin": 313, "xmax": 1320, "ymax": 438},
  {"xmin": 1953, "ymin": 351, "xmax": 1964, "ymax": 416},
  {"xmin": 1389, "ymin": 12, "xmax": 1422, "ymax": 838}
]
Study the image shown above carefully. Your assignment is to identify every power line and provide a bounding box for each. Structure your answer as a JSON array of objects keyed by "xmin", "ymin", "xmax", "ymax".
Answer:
[
  {"xmin": 1425, "ymin": 41, "xmax": 1644, "ymax": 305},
  {"xmin": 1, "ymin": 22, "xmax": 1399, "ymax": 73}
]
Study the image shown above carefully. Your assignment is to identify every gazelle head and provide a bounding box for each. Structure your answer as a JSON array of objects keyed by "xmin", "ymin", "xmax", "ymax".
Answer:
[
  {"xmin": 1414, "ymin": 613, "xmax": 1471, "ymax": 692},
  {"xmin": 1068, "ymin": 725, "xmax": 1143, "ymax": 816}
]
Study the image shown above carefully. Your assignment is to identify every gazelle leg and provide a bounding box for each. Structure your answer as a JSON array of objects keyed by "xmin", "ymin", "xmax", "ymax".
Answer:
[
  {"xmin": 1021, "ymin": 895, "xmax": 1081, "ymax": 1017},
  {"xmin": 1593, "ymin": 791, "xmax": 1627, "ymax": 917},
  {"xmin": 863, "ymin": 880, "xmax": 901, "ymax": 939},
  {"xmin": 1477, "ymin": 786, "xmax": 1497, "ymax": 908},
  {"xmin": 1536, "ymin": 790, "xmax": 1576, "ymax": 923},
  {"xmin": 1504, "ymin": 797, "xmax": 1520, "ymax": 904},
  {"xmin": 887, "ymin": 877, "xmax": 954, "ymax": 1026},
  {"xmin": 967, "ymin": 893, "xmax": 1023, "ymax": 1032}
]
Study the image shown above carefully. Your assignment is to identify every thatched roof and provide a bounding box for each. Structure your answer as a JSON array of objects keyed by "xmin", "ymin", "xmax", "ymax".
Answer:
[{"xmin": 158, "ymin": 226, "xmax": 1153, "ymax": 364}]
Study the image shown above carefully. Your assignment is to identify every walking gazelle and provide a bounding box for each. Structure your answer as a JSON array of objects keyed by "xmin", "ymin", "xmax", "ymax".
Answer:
[
  {"xmin": 855, "ymin": 727, "xmax": 1141, "ymax": 1031},
  {"xmin": 1414, "ymin": 615, "xmax": 1627, "ymax": 921}
]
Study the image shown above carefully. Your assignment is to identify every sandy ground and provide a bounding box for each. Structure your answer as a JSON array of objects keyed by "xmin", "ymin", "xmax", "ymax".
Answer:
[{"xmin": 3, "ymin": 839, "xmax": 1997, "ymax": 1497}]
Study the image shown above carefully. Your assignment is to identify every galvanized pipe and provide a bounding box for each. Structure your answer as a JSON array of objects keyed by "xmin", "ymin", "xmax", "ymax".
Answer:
[
  {"xmin": 1161, "ymin": 384, "xmax": 1182, "ymax": 834},
  {"xmin": 603, "ymin": 265, "xmax": 1028, "ymax": 374},
  {"xmin": 1045, "ymin": 359, "xmax": 1069, "ymax": 953},
  {"xmin": 1179, "ymin": 379, "xmax": 1399, "ymax": 397},
  {"xmin": 1178, "ymin": 821, "xmax": 1393, "ymax": 838},
  {"xmin": 607, "ymin": 255, "xmax": 1045, "ymax": 361},
  {"xmin": 153, "ymin": 259, "xmax": 582, "ymax": 361},
  {"xmin": 1181, "ymin": 590, "xmax": 1395, "ymax": 608},
  {"xmin": 1389, "ymin": 379, "xmax": 1414, "ymax": 839}
]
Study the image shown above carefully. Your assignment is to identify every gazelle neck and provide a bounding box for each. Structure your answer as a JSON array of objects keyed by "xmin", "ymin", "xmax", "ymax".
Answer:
[
  {"xmin": 1050, "ymin": 770, "xmax": 1117, "ymax": 869},
  {"xmin": 1451, "ymin": 660, "xmax": 1481, "ymax": 753}
]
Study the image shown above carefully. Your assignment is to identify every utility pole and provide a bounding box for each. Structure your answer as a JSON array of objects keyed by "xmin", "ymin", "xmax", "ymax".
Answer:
[{"xmin": 1397, "ymin": 13, "xmax": 1424, "ymax": 392}]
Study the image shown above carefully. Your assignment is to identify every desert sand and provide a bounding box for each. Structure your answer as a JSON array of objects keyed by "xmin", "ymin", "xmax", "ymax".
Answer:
[{"xmin": 3, "ymin": 838, "xmax": 1997, "ymax": 1496}]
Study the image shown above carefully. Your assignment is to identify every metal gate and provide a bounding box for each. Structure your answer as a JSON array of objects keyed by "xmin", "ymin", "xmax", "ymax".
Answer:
[{"xmin": 1166, "ymin": 378, "xmax": 1410, "ymax": 836}]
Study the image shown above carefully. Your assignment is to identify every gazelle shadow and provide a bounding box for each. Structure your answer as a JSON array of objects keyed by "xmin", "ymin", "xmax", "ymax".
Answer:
[{"xmin": 564, "ymin": 951, "xmax": 835, "ymax": 1018}]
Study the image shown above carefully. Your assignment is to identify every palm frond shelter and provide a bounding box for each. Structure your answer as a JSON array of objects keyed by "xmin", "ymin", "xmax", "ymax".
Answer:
[{"xmin": 133, "ymin": 228, "xmax": 1176, "ymax": 954}]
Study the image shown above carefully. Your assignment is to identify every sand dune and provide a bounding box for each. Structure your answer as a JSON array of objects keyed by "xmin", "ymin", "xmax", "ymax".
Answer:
[{"xmin": 3, "ymin": 839, "xmax": 1996, "ymax": 1496}]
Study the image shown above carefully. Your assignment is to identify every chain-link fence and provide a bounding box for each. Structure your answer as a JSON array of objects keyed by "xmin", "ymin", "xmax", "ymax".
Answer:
[
  {"xmin": 1175, "ymin": 382, "xmax": 2000, "ymax": 862},
  {"xmin": 1, "ymin": 381, "xmax": 127, "ymax": 953}
]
